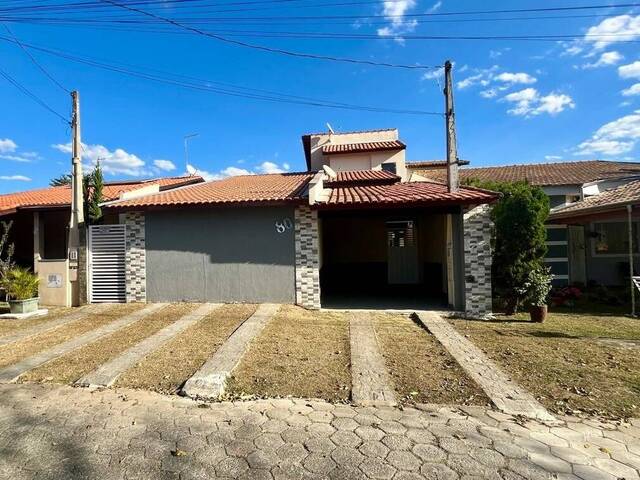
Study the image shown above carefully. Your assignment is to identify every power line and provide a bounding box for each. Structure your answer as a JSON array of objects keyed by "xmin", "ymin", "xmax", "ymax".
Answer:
[
  {"xmin": 2, "ymin": 22, "xmax": 70, "ymax": 93},
  {"xmin": 99, "ymin": 0, "xmax": 441, "ymax": 70},
  {"xmin": 0, "ymin": 34, "xmax": 444, "ymax": 115},
  {"xmin": 0, "ymin": 65, "xmax": 69, "ymax": 123}
]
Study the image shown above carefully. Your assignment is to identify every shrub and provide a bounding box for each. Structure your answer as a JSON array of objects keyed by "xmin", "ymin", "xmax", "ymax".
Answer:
[
  {"xmin": 2, "ymin": 267, "xmax": 39, "ymax": 300},
  {"xmin": 464, "ymin": 179, "xmax": 549, "ymax": 312},
  {"xmin": 521, "ymin": 267, "xmax": 553, "ymax": 307}
]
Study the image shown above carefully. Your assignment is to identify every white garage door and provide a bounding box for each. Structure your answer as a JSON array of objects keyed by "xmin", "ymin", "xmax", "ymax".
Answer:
[{"xmin": 89, "ymin": 225, "xmax": 126, "ymax": 303}]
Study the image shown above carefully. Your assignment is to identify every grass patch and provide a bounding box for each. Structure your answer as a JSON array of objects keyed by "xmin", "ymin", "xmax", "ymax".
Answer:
[
  {"xmin": 375, "ymin": 313, "xmax": 489, "ymax": 406},
  {"xmin": 115, "ymin": 304, "xmax": 257, "ymax": 394},
  {"xmin": 21, "ymin": 303, "xmax": 197, "ymax": 384},
  {"xmin": 0, "ymin": 304, "xmax": 142, "ymax": 370},
  {"xmin": 0, "ymin": 307, "xmax": 75, "ymax": 338},
  {"xmin": 227, "ymin": 305, "xmax": 351, "ymax": 402},
  {"xmin": 451, "ymin": 313, "xmax": 640, "ymax": 419}
]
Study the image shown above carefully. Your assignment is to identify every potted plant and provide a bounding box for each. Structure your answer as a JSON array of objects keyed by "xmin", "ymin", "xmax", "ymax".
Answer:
[
  {"xmin": 524, "ymin": 267, "xmax": 553, "ymax": 323},
  {"xmin": 2, "ymin": 267, "xmax": 39, "ymax": 314}
]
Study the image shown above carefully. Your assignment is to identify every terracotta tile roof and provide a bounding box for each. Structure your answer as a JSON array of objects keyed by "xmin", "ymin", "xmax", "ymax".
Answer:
[
  {"xmin": 549, "ymin": 179, "xmax": 640, "ymax": 220},
  {"xmin": 325, "ymin": 170, "xmax": 399, "ymax": 187},
  {"xmin": 105, "ymin": 173, "xmax": 315, "ymax": 210},
  {"xmin": 321, "ymin": 181, "xmax": 498, "ymax": 208},
  {"xmin": 0, "ymin": 176, "xmax": 203, "ymax": 216},
  {"xmin": 411, "ymin": 160, "xmax": 640, "ymax": 187},
  {"xmin": 406, "ymin": 160, "xmax": 469, "ymax": 168},
  {"xmin": 322, "ymin": 140, "xmax": 405, "ymax": 155}
]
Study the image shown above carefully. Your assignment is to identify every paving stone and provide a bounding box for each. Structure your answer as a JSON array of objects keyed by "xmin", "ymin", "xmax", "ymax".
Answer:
[
  {"xmin": 254, "ymin": 433, "xmax": 285, "ymax": 451},
  {"xmin": 385, "ymin": 450, "xmax": 421, "ymax": 471},
  {"xmin": 247, "ymin": 450, "xmax": 280, "ymax": 470},
  {"xmin": 573, "ymin": 464, "xmax": 617, "ymax": 480},
  {"xmin": 419, "ymin": 463, "xmax": 459, "ymax": 480},
  {"xmin": 528, "ymin": 452, "xmax": 572, "ymax": 473},
  {"xmin": 330, "ymin": 447, "xmax": 365, "ymax": 467},
  {"xmin": 592, "ymin": 458, "xmax": 639, "ymax": 479},
  {"xmin": 359, "ymin": 441, "xmax": 390, "ymax": 459},
  {"xmin": 355, "ymin": 426, "xmax": 385, "ymax": 442},
  {"xmin": 303, "ymin": 453, "xmax": 336, "ymax": 475},
  {"xmin": 412, "ymin": 443, "xmax": 447, "ymax": 463},
  {"xmin": 330, "ymin": 430, "xmax": 361, "ymax": 448},
  {"xmin": 276, "ymin": 443, "xmax": 308, "ymax": 464},
  {"xmin": 359, "ymin": 457, "xmax": 397, "ymax": 479},
  {"xmin": 216, "ymin": 457, "xmax": 250, "ymax": 477},
  {"xmin": 331, "ymin": 417, "xmax": 359, "ymax": 431},
  {"xmin": 381, "ymin": 434, "xmax": 412, "ymax": 451}
]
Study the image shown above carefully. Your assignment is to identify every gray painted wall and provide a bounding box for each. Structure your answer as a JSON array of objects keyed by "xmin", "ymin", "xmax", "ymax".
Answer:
[{"xmin": 145, "ymin": 207, "xmax": 296, "ymax": 303}]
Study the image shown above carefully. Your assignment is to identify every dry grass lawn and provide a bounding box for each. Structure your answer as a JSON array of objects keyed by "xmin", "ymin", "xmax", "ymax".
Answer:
[
  {"xmin": 0, "ymin": 304, "xmax": 142, "ymax": 370},
  {"xmin": 21, "ymin": 303, "xmax": 198, "ymax": 384},
  {"xmin": 227, "ymin": 305, "xmax": 351, "ymax": 402},
  {"xmin": 451, "ymin": 313, "xmax": 640, "ymax": 419},
  {"xmin": 0, "ymin": 307, "xmax": 75, "ymax": 338},
  {"xmin": 115, "ymin": 304, "xmax": 257, "ymax": 394},
  {"xmin": 375, "ymin": 313, "xmax": 489, "ymax": 406}
]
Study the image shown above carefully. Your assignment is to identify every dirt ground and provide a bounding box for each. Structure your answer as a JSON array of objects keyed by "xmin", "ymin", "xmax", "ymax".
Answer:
[
  {"xmin": 374, "ymin": 313, "xmax": 489, "ymax": 406},
  {"xmin": 0, "ymin": 304, "xmax": 142, "ymax": 370},
  {"xmin": 451, "ymin": 313, "xmax": 640, "ymax": 419},
  {"xmin": 115, "ymin": 304, "xmax": 257, "ymax": 394},
  {"xmin": 21, "ymin": 303, "xmax": 197, "ymax": 384},
  {"xmin": 0, "ymin": 307, "xmax": 76, "ymax": 338},
  {"xmin": 226, "ymin": 305, "xmax": 351, "ymax": 402}
]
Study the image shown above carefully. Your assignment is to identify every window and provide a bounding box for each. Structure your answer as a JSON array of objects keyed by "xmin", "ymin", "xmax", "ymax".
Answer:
[
  {"xmin": 387, "ymin": 221, "xmax": 415, "ymax": 248},
  {"xmin": 592, "ymin": 221, "xmax": 639, "ymax": 255},
  {"xmin": 381, "ymin": 163, "xmax": 397, "ymax": 174}
]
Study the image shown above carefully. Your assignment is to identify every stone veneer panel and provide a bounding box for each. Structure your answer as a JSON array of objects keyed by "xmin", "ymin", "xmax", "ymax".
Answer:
[
  {"xmin": 125, "ymin": 212, "xmax": 146, "ymax": 303},
  {"xmin": 463, "ymin": 204, "xmax": 493, "ymax": 317},
  {"xmin": 294, "ymin": 205, "xmax": 321, "ymax": 309}
]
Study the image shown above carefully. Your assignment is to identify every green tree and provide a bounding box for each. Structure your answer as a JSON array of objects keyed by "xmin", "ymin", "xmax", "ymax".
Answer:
[
  {"xmin": 49, "ymin": 173, "xmax": 72, "ymax": 187},
  {"xmin": 0, "ymin": 220, "xmax": 15, "ymax": 282},
  {"xmin": 86, "ymin": 163, "xmax": 104, "ymax": 223},
  {"xmin": 465, "ymin": 179, "xmax": 550, "ymax": 312}
]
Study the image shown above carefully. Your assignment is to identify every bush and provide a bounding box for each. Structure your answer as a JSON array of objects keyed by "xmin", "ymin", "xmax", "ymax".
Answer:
[
  {"xmin": 2, "ymin": 267, "xmax": 39, "ymax": 300},
  {"xmin": 464, "ymin": 179, "xmax": 549, "ymax": 312},
  {"xmin": 521, "ymin": 267, "xmax": 553, "ymax": 307}
]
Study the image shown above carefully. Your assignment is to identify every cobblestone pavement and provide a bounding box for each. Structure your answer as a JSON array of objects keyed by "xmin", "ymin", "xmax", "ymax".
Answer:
[{"xmin": 1, "ymin": 384, "xmax": 639, "ymax": 480}]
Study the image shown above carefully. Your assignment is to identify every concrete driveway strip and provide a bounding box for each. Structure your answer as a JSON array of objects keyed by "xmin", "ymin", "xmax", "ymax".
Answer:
[
  {"xmin": 416, "ymin": 311, "xmax": 557, "ymax": 423},
  {"xmin": 0, "ymin": 304, "xmax": 110, "ymax": 347},
  {"xmin": 77, "ymin": 303, "xmax": 221, "ymax": 388},
  {"xmin": 181, "ymin": 303, "xmax": 279, "ymax": 400},
  {"xmin": 350, "ymin": 312, "xmax": 397, "ymax": 406},
  {"xmin": 0, "ymin": 303, "xmax": 167, "ymax": 383}
]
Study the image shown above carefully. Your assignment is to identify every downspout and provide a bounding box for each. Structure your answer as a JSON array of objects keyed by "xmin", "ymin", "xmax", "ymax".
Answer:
[{"xmin": 628, "ymin": 204, "xmax": 635, "ymax": 317}]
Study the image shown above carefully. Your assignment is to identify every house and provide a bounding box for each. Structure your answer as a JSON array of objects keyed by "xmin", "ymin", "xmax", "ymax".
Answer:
[
  {"xmin": 92, "ymin": 128, "xmax": 498, "ymax": 316},
  {"xmin": 0, "ymin": 175, "xmax": 204, "ymax": 305},
  {"xmin": 408, "ymin": 160, "xmax": 640, "ymax": 287}
]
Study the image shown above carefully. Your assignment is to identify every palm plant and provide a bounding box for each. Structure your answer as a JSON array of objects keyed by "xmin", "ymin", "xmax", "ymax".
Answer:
[{"xmin": 2, "ymin": 267, "xmax": 39, "ymax": 300}]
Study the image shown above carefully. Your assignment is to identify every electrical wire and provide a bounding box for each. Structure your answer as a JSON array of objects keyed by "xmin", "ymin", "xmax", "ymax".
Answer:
[
  {"xmin": 2, "ymin": 22, "xmax": 70, "ymax": 93},
  {"xmin": 0, "ymin": 34, "xmax": 444, "ymax": 115},
  {"xmin": 0, "ymin": 65, "xmax": 69, "ymax": 123},
  {"xmin": 99, "ymin": 0, "xmax": 441, "ymax": 69}
]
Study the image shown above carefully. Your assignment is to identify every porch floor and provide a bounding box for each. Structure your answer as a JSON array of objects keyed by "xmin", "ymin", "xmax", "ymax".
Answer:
[{"xmin": 320, "ymin": 292, "xmax": 448, "ymax": 311}]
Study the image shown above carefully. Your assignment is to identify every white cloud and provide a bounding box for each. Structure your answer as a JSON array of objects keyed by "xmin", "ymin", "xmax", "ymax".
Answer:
[
  {"xmin": 564, "ymin": 15, "xmax": 640, "ymax": 57},
  {"xmin": 53, "ymin": 142, "xmax": 148, "ymax": 176},
  {"xmin": 545, "ymin": 155, "xmax": 563, "ymax": 161},
  {"xmin": 503, "ymin": 88, "xmax": 575, "ymax": 117},
  {"xmin": 153, "ymin": 159, "xmax": 176, "ymax": 171},
  {"xmin": 585, "ymin": 14, "xmax": 640, "ymax": 51},
  {"xmin": 0, "ymin": 154, "xmax": 32, "ymax": 163},
  {"xmin": 622, "ymin": 83, "xmax": 640, "ymax": 96},
  {"xmin": 619, "ymin": 61, "xmax": 640, "ymax": 79},
  {"xmin": 495, "ymin": 72, "xmax": 537, "ymax": 85},
  {"xmin": 0, "ymin": 139, "xmax": 17, "ymax": 153},
  {"xmin": 186, "ymin": 161, "xmax": 291, "ymax": 181},
  {"xmin": 480, "ymin": 89, "xmax": 498, "ymax": 99},
  {"xmin": 576, "ymin": 110, "xmax": 640, "ymax": 156},
  {"xmin": 422, "ymin": 69, "xmax": 444, "ymax": 81},
  {"xmin": 581, "ymin": 51, "xmax": 623, "ymax": 69},
  {"xmin": 426, "ymin": 1, "xmax": 441, "ymax": 13},
  {"xmin": 0, "ymin": 175, "xmax": 30, "ymax": 181},
  {"xmin": 377, "ymin": 0, "xmax": 418, "ymax": 43}
]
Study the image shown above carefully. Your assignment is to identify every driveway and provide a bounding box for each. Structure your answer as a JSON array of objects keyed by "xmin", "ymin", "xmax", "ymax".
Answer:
[{"xmin": 1, "ymin": 383, "xmax": 639, "ymax": 480}]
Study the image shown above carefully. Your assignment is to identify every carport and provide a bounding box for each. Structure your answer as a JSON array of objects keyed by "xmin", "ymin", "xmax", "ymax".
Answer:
[{"xmin": 318, "ymin": 206, "xmax": 465, "ymax": 310}]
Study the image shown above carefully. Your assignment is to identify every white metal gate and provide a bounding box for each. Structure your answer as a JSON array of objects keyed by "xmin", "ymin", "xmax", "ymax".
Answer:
[{"xmin": 89, "ymin": 224, "xmax": 126, "ymax": 303}]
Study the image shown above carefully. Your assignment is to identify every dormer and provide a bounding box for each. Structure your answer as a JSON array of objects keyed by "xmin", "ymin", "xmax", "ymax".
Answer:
[{"xmin": 301, "ymin": 128, "xmax": 408, "ymax": 180}]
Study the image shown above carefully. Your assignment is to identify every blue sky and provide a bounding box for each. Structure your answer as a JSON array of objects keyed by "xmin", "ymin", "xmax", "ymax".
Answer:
[{"xmin": 0, "ymin": 0, "xmax": 639, "ymax": 193}]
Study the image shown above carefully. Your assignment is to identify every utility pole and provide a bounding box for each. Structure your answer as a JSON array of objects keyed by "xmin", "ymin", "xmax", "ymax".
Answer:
[
  {"xmin": 184, "ymin": 133, "xmax": 199, "ymax": 170},
  {"xmin": 68, "ymin": 90, "xmax": 86, "ymax": 306},
  {"xmin": 444, "ymin": 60, "xmax": 459, "ymax": 193}
]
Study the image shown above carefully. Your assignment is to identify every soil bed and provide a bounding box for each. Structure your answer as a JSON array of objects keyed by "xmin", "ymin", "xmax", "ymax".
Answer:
[
  {"xmin": 226, "ymin": 305, "xmax": 351, "ymax": 402},
  {"xmin": 451, "ymin": 312, "xmax": 640, "ymax": 419},
  {"xmin": 375, "ymin": 313, "xmax": 489, "ymax": 406},
  {"xmin": 0, "ymin": 307, "xmax": 76, "ymax": 338},
  {"xmin": 115, "ymin": 304, "xmax": 257, "ymax": 394},
  {"xmin": 0, "ymin": 304, "xmax": 142, "ymax": 370},
  {"xmin": 21, "ymin": 303, "xmax": 197, "ymax": 384}
]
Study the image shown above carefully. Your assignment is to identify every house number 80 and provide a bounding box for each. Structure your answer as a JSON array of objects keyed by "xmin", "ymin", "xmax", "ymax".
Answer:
[{"xmin": 275, "ymin": 218, "xmax": 293, "ymax": 233}]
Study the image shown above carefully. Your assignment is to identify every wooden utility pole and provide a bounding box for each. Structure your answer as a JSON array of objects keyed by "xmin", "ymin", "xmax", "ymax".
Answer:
[
  {"xmin": 68, "ymin": 90, "xmax": 86, "ymax": 306},
  {"xmin": 444, "ymin": 60, "xmax": 459, "ymax": 193}
]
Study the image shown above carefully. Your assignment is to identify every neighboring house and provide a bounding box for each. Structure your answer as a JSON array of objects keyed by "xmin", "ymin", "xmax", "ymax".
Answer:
[
  {"xmin": 408, "ymin": 160, "xmax": 640, "ymax": 287},
  {"xmin": 0, "ymin": 175, "xmax": 203, "ymax": 305},
  {"xmin": 93, "ymin": 128, "xmax": 498, "ymax": 316}
]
